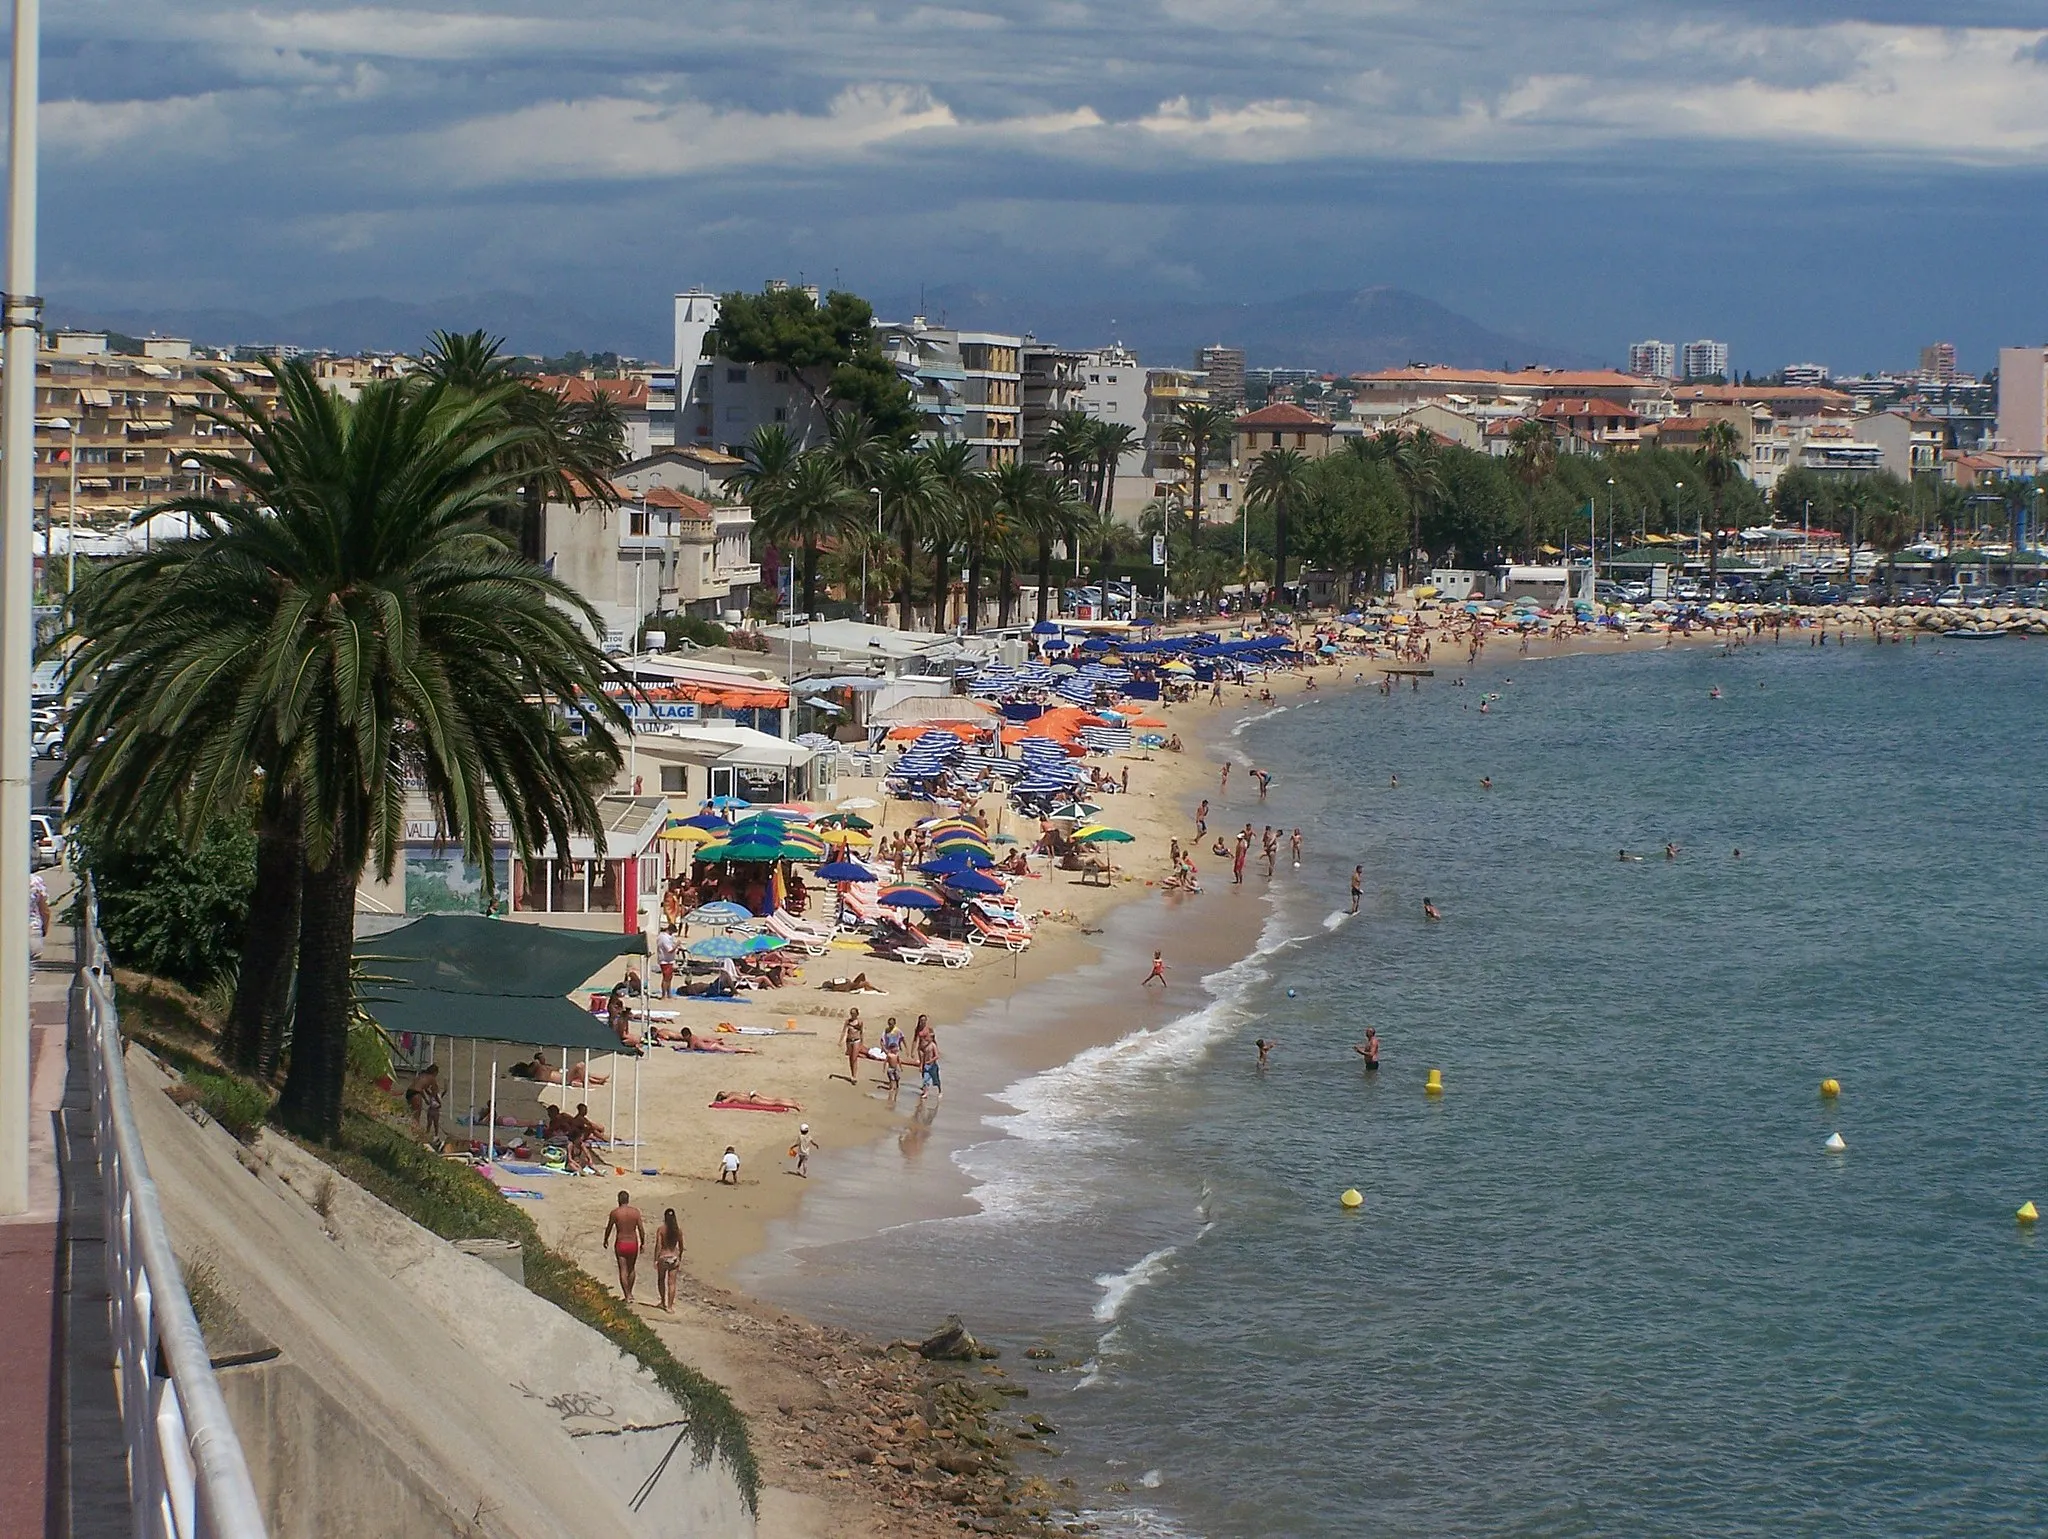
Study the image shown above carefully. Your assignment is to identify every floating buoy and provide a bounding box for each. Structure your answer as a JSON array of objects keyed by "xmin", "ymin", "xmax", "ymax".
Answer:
[
  {"xmin": 1819, "ymin": 1078, "xmax": 1840, "ymax": 1098},
  {"xmin": 1340, "ymin": 1188, "xmax": 1364, "ymax": 1209},
  {"xmin": 2019, "ymin": 1201, "xmax": 2039, "ymax": 1225},
  {"xmin": 1425, "ymin": 1068, "xmax": 1443, "ymax": 1096},
  {"xmin": 1823, "ymin": 1132, "xmax": 1846, "ymax": 1153},
  {"xmin": 1286, "ymin": 988, "xmax": 1296, "ymax": 998}
]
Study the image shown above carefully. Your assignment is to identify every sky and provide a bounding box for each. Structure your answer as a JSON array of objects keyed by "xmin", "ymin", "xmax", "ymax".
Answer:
[{"xmin": 17, "ymin": 1, "xmax": 2048, "ymax": 372}]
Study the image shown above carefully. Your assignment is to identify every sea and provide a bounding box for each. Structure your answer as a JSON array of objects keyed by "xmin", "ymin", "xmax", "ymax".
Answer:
[{"xmin": 747, "ymin": 635, "xmax": 2048, "ymax": 1537}]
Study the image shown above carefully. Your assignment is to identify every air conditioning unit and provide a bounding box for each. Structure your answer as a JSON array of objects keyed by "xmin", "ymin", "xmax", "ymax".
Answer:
[{"xmin": 644, "ymin": 630, "xmax": 667, "ymax": 652}]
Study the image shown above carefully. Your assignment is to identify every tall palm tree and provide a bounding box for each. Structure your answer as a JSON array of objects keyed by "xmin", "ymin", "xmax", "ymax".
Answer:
[
  {"xmin": 923, "ymin": 441, "xmax": 979, "ymax": 631},
  {"xmin": 875, "ymin": 448, "xmax": 941, "ymax": 629},
  {"xmin": 1172, "ymin": 403, "xmax": 1235, "ymax": 542},
  {"xmin": 1696, "ymin": 419, "xmax": 1744, "ymax": 588},
  {"xmin": 1086, "ymin": 420, "xmax": 1141, "ymax": 521},
  {"xmin": 67, "ymin": 362, "xmax": 629, "ymax": 1138},
  {"xmin": 1245, "ymin": 448, "xmax": 1312, "ymax": 603},
  {"xmin": 732, "ymin": 425, "xmax": 802, "ymax": 609},
  {"xmin": 821, "ymin": 408, "xmax": 887, "ymax": 492},
  {"xmin": 1506, "ymin": 419, "xmax": 1557, "ymax": 563},
  {"xmin": 952, "ymin": 472, "xmax": 1011, "ymax": 633},
  {"xmin": 985, "ymin": 462, "xmax": 1055, "ymax": 628},
  {"xmin": 1032, "ymin": 481, "xmax": 1093, "ymax": 625},
  {"xmin": 1042, "ymin": 411, "xmax": 1096, "ymax": 493},
  {"xmin": 757, "ymin": 452, "xmax": 863, "ymax": 619},
  {"xmin": 1390, "ymin": 429, "xmax": 1446, "ymax": 582}
]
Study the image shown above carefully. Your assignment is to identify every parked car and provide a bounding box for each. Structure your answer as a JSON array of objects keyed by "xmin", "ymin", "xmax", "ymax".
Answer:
[{"xmin": 29, "ymin": 813, "xmax": 63, "ymax": 870}]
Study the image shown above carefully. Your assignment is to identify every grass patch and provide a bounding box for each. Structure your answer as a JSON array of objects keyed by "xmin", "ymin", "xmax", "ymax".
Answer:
[
  {"xmin": 315, "ymin": 1110, "xmax": 759, "ymax": 1510},
  {"xmin": 184, "ymin": 1070, "xmax": 271, "ymax": 1142}
]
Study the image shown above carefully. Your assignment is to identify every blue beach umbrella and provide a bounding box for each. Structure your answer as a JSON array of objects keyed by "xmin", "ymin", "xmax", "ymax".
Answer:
[
  {"xmin": 941, "ymin": 870, "xmax": 1005, "ymax": 896},
  {"xmin": 685, "ymin": 901, "xmax": 754, "ymax": 928},
  {"xmin": 876, "ymin": 884, "xmax": 943, "ymax": 910},
  {"xmin": 919, "ymin": 851, "xmax": 994, "ymax": 874},
  {"xmin": 740, "ymin": 933, "xmax": 788, "ymax": 954},
  {"xmin": 817, "ymin": 859, "xmax": 883, "ymax": 882},
  {"xmin": 687, "ymin": 935, "xmax": 749, "ymax": 960}
]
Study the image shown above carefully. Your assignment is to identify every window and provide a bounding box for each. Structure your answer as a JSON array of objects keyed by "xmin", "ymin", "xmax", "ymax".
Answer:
[
  {"xmin": 1271, "ymin": 433, "xmax": 1282, "ymax": 448},
  {"xmin": 1294, "ymin": 434, "xmax": 1306, "ymax": 448},
  {"xmin": 774, "ymin": 368, "xmax": 790, "ymax": 383},
  {"xmin": 726, "ymin": 367, "xmax": 748, "ymax": 384},
  {"xmin": 588, "ymin": 860, "xmax": 622, "ymax": 914},
  {"xmin": 773, "ymin": 406, "xmax": 787, "ymax": 422},
  {"xmin": 660, "ymin": 765, "xmax": 688, "ymax": 793},
  {"xmin": 549, "ymin": 860, "xmax": 587, "ymax": 913}
]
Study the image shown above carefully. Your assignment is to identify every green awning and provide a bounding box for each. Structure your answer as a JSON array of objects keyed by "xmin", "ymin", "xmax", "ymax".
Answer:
[{"xmin": 357, "ymin": 915, "xmax": 645, "ymax": 1050}]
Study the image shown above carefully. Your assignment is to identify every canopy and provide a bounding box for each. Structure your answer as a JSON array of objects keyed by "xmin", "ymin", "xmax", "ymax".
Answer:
[{"xmin": 357, "ymin": 915, "xmax": 639, "ymax": 1049}]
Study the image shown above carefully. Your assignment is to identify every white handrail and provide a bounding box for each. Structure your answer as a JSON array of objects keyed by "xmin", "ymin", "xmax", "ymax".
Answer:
[{"xmin": 80, "ymin": 882, "xmax": 269, "ymax": 1538}]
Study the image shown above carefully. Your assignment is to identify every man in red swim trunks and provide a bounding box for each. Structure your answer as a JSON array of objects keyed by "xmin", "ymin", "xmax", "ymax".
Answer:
[{"xmin": 603, "ymin": 1190, "xmax": 645, "ymax": 1304}]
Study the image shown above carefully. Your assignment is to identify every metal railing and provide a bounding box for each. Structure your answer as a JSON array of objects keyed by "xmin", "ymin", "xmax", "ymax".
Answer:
[{"xmin": 78, "ymin": 881, "xmax": 269, "ymax": 1538}]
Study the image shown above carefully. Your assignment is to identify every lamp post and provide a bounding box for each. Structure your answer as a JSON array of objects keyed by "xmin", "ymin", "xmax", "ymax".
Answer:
[{"xmin": 1, "ymin": 0, "xmax": 41, "ymax": 1214}]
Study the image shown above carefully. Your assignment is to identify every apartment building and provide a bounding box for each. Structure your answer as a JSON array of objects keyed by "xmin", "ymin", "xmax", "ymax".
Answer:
[
  {"xmin": 1780, "ymin": 363, "xmax": 1830, "ymax": 389},
  {"xmin": 1020, "ymin": 343, "xmax": 1087, "ymax": 464},
  {"xmin": 538, "ymin": 372, "xmax": 680, "ymax": 462},
  {"xmin": 17, "ymin": 331, "xmax": 279, "ymax": 524},
  {"xmin": 1995, "ymin": 345, "xmax": 2048, "ymax": 456},
  {"xmin": 1627, "ymin": 340, "xmax": 1676, "ymax": 380},
  {"xmin": 1681, "ymin": 339, "xmax": 1731, "ymax": 382},
  {"xmin": 1349, "ymin": 365, "xmax": 1673, "ymax": 418},
  {"xmin": 1142, "ymin": 366, "xmax": 1208, "ymax": 492},
  {"xmin": 873, "ymin": 320, "xmax": 1024, "ymax": 467},
  {"xmin": 1195, "ymin": 345, "xmax": 1246, "ymax": 410},
  {"xmin": 1232, "ymin": 402, "xmax": 1337, "ymax": 465},
  {"xmin": 1919, "ymin": 342, "xmax": 1958, "ymax": 382}
]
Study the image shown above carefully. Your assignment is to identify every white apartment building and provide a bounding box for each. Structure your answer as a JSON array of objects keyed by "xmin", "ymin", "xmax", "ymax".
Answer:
[
  {"xmin": 1780, "ymin": 363, "xmax": 1830, "ymax": 389},
  {"xmin": 1681, "ymin": 339, "xmax": 1731, "ymax": 382},
  {"xmin": 1627, "ymin": 340, "xmax": 1676, "ymax": 380},
  {"xmin": 875, "ymin": 320, "xmax": 1024, "ymax": 467}
]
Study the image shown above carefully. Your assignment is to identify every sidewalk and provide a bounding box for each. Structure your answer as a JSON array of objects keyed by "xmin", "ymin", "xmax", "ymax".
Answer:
[{"xmin": 0, "ymin": 869, "xmax": 131, "ymax": 1538}]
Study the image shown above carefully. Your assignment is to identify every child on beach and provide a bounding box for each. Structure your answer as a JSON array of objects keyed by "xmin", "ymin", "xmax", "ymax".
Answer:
[
  {"xmin": 1290, "ymin": 829, "xmax": 1302, "ymax": 867},
  {"xmin": 794, "ymin": 1123, "xmax": 819, "ymax": 1178},
  {"xmin": 1143, "ymin": 950, "xmax": 1168, "ymax": 987},
  {"xmin": 881, "ymin": 1019, "xmax": 905, "ymax": 1089},
  {"xmin": 718, "ymin": 1146, "xmax": 740, "ymax": 1184}
]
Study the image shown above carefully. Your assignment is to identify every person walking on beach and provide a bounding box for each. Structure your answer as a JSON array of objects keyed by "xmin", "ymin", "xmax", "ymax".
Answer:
[
  {"xmin": 718, "ymin": 1146, "xmax": 740, "ymax": 1184},
  {"xmin": 881, "ymin": 1018, "xmax": 905, "ymax": 1091},
  {"xmin": 1143, "ymin": 950, "xmax": 1168, "ymax": 988},
  {"xmin": 1349, "ymin": 866, "xmax": 1363, "ymax": 914},
  {"xmin": 602, "ymin": 1191, "xmax": 645, "ymax": 1305},
  {"xmin": 1232, "ymin": 842, "xmax": 1247, "ymax": 885},
  {"xmin": 917, "ymin": 1023, "xmax": 942, "ymax": 1100},
  {"xmin": 839, "ymin": 1010, "xmax": 865, "ymax": 1085},
  {"xmin": 1289, "ymin": 829, "xmax": 1303, "ymax": 867},
  {"xmin": 1219, "ymin": 763, "xmax": 1231, "ymax": 793},
  {"xmin": 655, "ymin": 924, "xmax": 678, "ymax": 998},
  {"xmin": 794, "ymin": 1123, "xmax": 819, "ymax": 1178},
  {"xmin": 654, "ymin": 1209, "xmax": 684, "ymax": 1312},
  {"xmin": 1195, "ymin": 798, "xmax": 1209, "ymax": 838},
  {"xmin": 1355, "ymin": 1028, "xmax": 1380, "ymax": 1072}
]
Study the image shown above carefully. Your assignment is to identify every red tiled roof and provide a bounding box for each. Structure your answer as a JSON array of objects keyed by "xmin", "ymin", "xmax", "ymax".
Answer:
[
  {"xmin": 1536, "ymin": 397, "xmax": 1640, "ymax": 420},
  {"xmin": 1234, "ymin": 403, "xmax": 1331, "ymax": 429},
  {"xmin": 642, "ymin": 486, "xmax": 712, "ymax": 515},
  {"xmin": 540, "ymin": 375, "xmax": 650, "ymax": 409},
  {"xmin": 1349, "ymin": 365, "xmax": 1646, "ymax": 389},
  {"xmin": 1671, "ymin": 385, "xmax": 1854, "ymax": 409}
]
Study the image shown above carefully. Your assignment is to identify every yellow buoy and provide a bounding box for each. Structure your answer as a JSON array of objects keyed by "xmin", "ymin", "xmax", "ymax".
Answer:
[
  {"xmin": 1425, "ymin": 1068, "xmax": 1443, "ymax": 1095},
  {"xmin": 1819, "ymin": 1078, "xmax": 1840, "ymax": 1098},
  {"xmin": 2020, "ymin": 1201, "xmax": 2039, "ymax": 1225},
  {"xmin": 1340, "ymin": 1188, "xmax": 1364, "ymax": 1209}
]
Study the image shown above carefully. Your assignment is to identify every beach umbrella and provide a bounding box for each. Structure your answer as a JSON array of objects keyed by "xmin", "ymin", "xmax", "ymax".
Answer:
[
  {"xmin": 823, "ymin": 829, "xmax": 872, "ymax": 848},
  {"xmin": 684, "ymin": 901, "xmax": 755, "ymax": 928},
  {"xmin": 1073, "ymin": 826, "xmax": 1135, "ymax": 843},
  {"xmin": 816, "ymin": 812, "xmax": 874, "ymax": 831},
  {"xmin": 817, "ymin": 859, "xmax": 885, "ymax": 883},
  {"xmin": 697, "ymin": 841, "xmax": 791, "ymax": 863},
  {"xmin": 1047, "ymin": 802, "xmax": 1100, "ymax": 821},
  {"xmin": 740, "ymin": 933, "xmax": 789, "ymax": 954},
  {"xmin": 662, "ymin": 821, "xmax": 726, "ymax": 842},
  {"xmin": 705, "ymin": 795, "xmax": 752, "ymax": 811},
  {"xmin": 687, "ymin": 935, "xmax": 749, "ymax": 960},
  {"xmin": 876, "ymin": 884, "xmax": 943, "ymax": 910},
  {"xmin": 941, "ymin": 870, "xmax": 1006, "ymax": 896},
  {"xmin": 1031, "ymin": 620, "xmax": 1063, "ymax": 636},
  {"xmin": 919, "ymin": 851, "xmax": 995, "ymax": 874}
]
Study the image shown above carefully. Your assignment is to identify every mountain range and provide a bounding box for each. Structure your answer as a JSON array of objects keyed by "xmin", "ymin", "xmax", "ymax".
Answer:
[{"xmin": 49, "ymin": 284, "xmax": 1604, "ymax": 375}]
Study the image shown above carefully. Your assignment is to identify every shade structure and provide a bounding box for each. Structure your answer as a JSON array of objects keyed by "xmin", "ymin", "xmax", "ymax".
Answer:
[
  {"xmin": 817, "ymin": 859, "xmax": 885, "ymax": 882},
  {"xmin": 685, "ymin": 901, "xmax": 755, "ymax": 928},
  {"xmin": 1047, "ymin": 802, "xmax": 1101, "ymax": 821},
  {"xmin": 697, "ymin": 840, "xmax": 803, "ymax": 863},
  {"xmin": 816, "ymin": 812, "xmax": 874, "ymax": 831},
  {"xmin": 1073, "ymin": 826, "xmax": 1135, "ymax": 843},
  {"xmin": 876, "ymin": 884, "xmax": 943, "ymax": 910},
  {"xmin": 355, "ymin": 915, "xmax": 637, "ymax": 1049},
  {"xmin": 836, "ymin": 797, "xmax": 879, "ymax": 810},
  {"xmin": 941, "ymin": 870, "xmax": 1005, "ymax": 896},
  {"xmin": 930, "ymin": 833, "xmax": 992, "ymax": 852},
  {"xmin": 661, "ymin": 822, "xmax": 725, "ymax": 842},
  {"xmin": 679, "ymin": 813, "xmax": 731, "ymax": 831},
  {"xmin": 687, "ymin": 935, "xmax": 750, "ymax": 960}
]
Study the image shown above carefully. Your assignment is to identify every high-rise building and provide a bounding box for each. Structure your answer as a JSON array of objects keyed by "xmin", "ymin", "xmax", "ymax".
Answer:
[
  {"xmin": 1995, "ymin": 345, "xmax": 2048, "ymax": 455},
  {"xmin": 1627, "ymin": 339, "xmax": 1676, "ymax": 380},
  {"xmin": 1681, "ymin": 339, "xmax": 1730, "ymax": 382},
  {"xmin": 1919, "ymin": 342, "xmax": 1958, "ymax": 382},
  {"xmin": 1780, "ymin": 363, "xmax": 1830, "ymax": 388},
  {"xmin": 1195, "ymin": 344, "xmax": 1246, "ymax": 409}
]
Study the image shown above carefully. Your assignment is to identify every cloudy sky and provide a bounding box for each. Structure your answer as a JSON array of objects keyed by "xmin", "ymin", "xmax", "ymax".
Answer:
[{"xmin": 21, "ymin": 1, "xmax": 2048, "ymax": 370}]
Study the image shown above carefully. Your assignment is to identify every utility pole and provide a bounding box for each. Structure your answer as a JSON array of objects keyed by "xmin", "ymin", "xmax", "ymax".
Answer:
[{"xmin": 1, "ymin": 0, "xmax": 40, "ymax": 1214}]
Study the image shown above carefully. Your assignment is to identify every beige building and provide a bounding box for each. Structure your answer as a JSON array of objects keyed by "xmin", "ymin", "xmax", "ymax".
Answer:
[
  {"xmin": 1232, "ymin": 402, "xmax": 1337, "ymax": 465},
  {"xmin": 17, "ymin": 331, "xmax": 278, "ymax": 526}
]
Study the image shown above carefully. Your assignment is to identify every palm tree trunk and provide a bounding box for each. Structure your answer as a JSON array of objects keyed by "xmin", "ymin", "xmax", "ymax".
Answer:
[
  {"xmin": 227, "ymin": 781, "xmax": 302, "ymax": 1076},
  {"xmin": 966, "ymin": 551, "xmax": 983, "ymax": 633},
  {"xmin": 1272, "ymin": 503, "xmax": 1290, "ymax": 601},
  {"xmin": 932, "ymin": 542, "xmax": 949, "ymax": 631},
  {"xmin": 276, "ymin": 852, "xmax": 358, "ymax": 1141},
  {"xmin": 1189, "ymin": 453, "xmax": 1205, "ymax": 544},
  {"xmin": 898, "ymin": 525, "xmax": 916, "ymax": 631},
  {"xmin": 802, "ymin": 540, "xmax": 819, "ymax": 619},
  {"xmin": 1036, "ymin": 536, "xmax": 1053, "ymax": 624},
  {"xmin": 997, "ymin": 560, "xmax": 1014, "ymax": 628}
]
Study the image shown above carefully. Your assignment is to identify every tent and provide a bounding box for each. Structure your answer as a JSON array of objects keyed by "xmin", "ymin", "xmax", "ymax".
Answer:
[{"xmin": 359, "ymin": 915, "xmax": 647, "ymax": 1162}]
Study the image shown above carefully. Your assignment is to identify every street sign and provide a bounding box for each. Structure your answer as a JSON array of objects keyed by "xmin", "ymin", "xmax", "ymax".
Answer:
[{"xmin": 1151, "ymin": 534, "xmax": 1166, "ymax": 566}]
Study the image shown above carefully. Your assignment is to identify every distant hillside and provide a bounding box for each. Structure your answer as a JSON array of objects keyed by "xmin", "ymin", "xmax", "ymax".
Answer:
[
  {"xmin": 49, "ymin": 282, "xmax": 1601, "ymax": 375},
  {"xmin": 893, "ymin": 283, "xmax": 1603, "ymax": 374}
]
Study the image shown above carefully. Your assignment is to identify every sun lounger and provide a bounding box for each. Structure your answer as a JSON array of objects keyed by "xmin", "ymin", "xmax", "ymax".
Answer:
[
  {"xmin": 966, "ymin": 909, "xmax": 1032, "ymax": 952},
  {"xmin": 765, "ymin": 909, "xmax": 834, "ymax": 954}
]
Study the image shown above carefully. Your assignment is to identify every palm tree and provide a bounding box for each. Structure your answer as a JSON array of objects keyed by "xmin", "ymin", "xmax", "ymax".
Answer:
[
  {"xmin": 952, "ymin": 472, "xmax": 1013, "ymax": 633},
  {"xmin": 732, "ymin": 425, "xmax": 802, "ymax": 610},
  {"xmin": 1245, "ymin": 448, "xmax": 1312, "ymax": 603},
  {"xmin": 757, "ymin": 452, "xmax": 862, "ymax": 619},
  {"xmin": 1696, "ymin": 419, "xmax": 1744, "ymax": 588},
  {"xmin": 67, "ymin": 362, "xmax": 629, "ymax": 1138},
  {"xmin": 1390, "ymin": 429, "xmax": 1446, "ymax": 582},
  {"xmin": 1172, "ymin": 403, "xmax": 1235, "ymax": 541},
  {"xmin": 1506, "ymin": 419, "xmax": 1557, "ymax": 563},
  {"xmin": 1863, "ymin": 503, "xmax": 1913, "ymax": 597},
  {"xmin": 1032, "ymin": 481, "xmax": 1092, "ymax": 624},
  {"xmin": 875, "ymin": 448, "xmax": 941, "ymax": 629},
  {"xmin": 923, "ymin": 441, "xmax": 979, "ymax": 630},
  {"xmin": 1086, "ymin": 420, "xmax": 1141, "ymax": 521},
  {"xmin": 821, "ymin": 408, "xmax": 887, "ymax": 492},
  {"xmin": 985, "ymin": 462, "xmax": 1057, "ymax": 628}
]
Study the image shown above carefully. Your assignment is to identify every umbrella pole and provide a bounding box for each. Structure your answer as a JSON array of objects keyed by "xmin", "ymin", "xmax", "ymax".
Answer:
[
  {"xmin": 609, "ymin": 1046, "xmax": 619, "ymax": 1162},
  {"xmin": 632, "ymin": 1051, "xmax": 642, "ymax": 1175},
  {"xmin": 487, "ymin": 1056, "xmax": 499, "ymax": 1165}
]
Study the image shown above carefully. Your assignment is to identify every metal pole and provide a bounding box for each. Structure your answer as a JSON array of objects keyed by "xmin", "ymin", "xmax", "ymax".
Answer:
[
  {"xmin": 64, "ymin": 417, "xmax": 74, "ymax": 592},
  {"xmin": 632, "ymin": 1050, "xmax": 641, "ymax": 1172},
  {"xmin": 0, "ymin": 0, "xmax": 41, "ymax": 1215}
]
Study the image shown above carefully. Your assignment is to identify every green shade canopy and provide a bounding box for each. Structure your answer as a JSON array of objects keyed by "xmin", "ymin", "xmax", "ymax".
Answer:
[{"xmin": 357, "ymin": 915, "xmax": 644, "ymax": 1050}]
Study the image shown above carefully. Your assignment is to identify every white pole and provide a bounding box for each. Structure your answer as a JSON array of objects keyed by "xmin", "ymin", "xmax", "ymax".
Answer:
[
  {"xmin": 632, "ymin": 1050, "xmax": 641, "ymax": 1172},
  {"xmin": 487, "ymin": 1056, "xmax": 499, "ymax": 1164},
  {"xmin": 0, "ymin": 0, "xmax": 42, "ymax": 1215},
  {"xmin": 64, "ymin": 418, "xmax": 74, "ymax": 592},
  {"xmin": 608, "ymin": 1043, "xmax": 618, "ymax": 1164}
]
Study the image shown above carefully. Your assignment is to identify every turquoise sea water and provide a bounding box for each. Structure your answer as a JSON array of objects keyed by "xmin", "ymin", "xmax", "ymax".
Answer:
[{"xmin": 769, "ymin": 637, "xmax": 2048, "ymax": 1536}]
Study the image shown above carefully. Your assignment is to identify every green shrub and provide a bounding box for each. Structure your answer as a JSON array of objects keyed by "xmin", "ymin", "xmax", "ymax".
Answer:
[
  {"xmin": 185, "ymin": 1070, "xmax": 270, "ymax": 1142},
  {"xmin": 71, "ymin": 806, "xmax": 256, "ymax": 990}
]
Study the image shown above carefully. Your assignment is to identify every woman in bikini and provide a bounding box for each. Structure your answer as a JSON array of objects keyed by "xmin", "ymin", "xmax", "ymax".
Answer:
[{"xmin": 654, "ymin": 1208, "xmax": 684, "ymax": 1312}]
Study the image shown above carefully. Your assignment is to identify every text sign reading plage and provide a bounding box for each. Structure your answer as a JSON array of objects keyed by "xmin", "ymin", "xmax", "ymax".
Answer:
[{"xmin": 622, "ymin": 701, "xmax": 701, "ymax": 721}]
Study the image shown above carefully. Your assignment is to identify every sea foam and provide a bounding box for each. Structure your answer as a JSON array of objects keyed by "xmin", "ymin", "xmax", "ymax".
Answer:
[{"xmin": 1093, "ymin": 1246, "xmax": 1179, "ymax": 1323}]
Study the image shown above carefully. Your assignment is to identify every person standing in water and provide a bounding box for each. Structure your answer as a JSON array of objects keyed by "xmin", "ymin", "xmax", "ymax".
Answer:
[
  {"xmin": 602, "ymin": 1190, "xmax": 645, "ymax": 1305},
  {"xmin": 1349, "ymin": 865, "xmax": 1363, "ymax": 914},
  {"xmin": 1143, "ymin": 950, "xmax": 1168, "ymax": 988},
  {"xmin": 1289, "ymin": 828, "xmax": 1303, "ymax": 867},
  {"xmin": 1354, "ymin": 1028, "xmax": 1380, "ymax": 1072},
  {"xmin": 1255, "ymin": 1038, "xmax": 1275, "ymax": 1069}
]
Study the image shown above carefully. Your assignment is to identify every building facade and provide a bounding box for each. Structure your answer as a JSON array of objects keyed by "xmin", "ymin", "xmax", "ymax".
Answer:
[
  {"xmin": 1995, "ymin": 345, "xmax": 2048, "ymax": 456},
  {"xmin": 874, "ymin": 321, "xmax": 1024, "ymax": 467},
  {"xmin": 1195, "ymin": 345, "xmax": 1246, "ymax": 410},
  {"xmin": 1681, "ymin": 339, "xmax": 1731, "ymax": 382},
  {"xmin": 1627, "ymin": 339, "xmax": 1676, "ymax": 380}
]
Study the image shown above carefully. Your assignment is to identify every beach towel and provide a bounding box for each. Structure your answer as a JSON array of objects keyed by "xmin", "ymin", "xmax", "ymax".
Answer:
[{"xmin": 709, "ymin": 1095, "xmax": 802, "ymax": 1113}]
